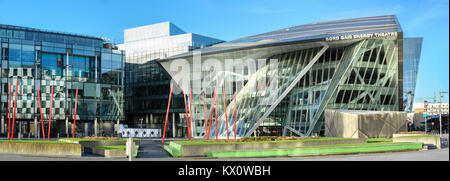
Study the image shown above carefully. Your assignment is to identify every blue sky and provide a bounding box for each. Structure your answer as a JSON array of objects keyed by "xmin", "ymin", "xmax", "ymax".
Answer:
[{"xmin": 1, "ymin": 0, "xmax": 448, "ymax": 102}]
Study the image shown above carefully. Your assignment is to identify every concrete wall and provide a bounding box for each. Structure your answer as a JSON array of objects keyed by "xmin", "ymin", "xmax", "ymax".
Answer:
[
  {"xmin": 325, "ymin": 109, "xmax": 408, "ymax": 138},
  {"xmin": 0, "ymin": 142, "xmax": 81, "ymax": 157},
  {"xmin": 90, "ymin": 147, "xmax": 126, "ymax": 158},
  {"xmin": 58, "ymin": 139, "xmax": 127, "ymax": 152},
  {"xmin": 325, "ymin": 110, "xmax": 359, "ymax": 138},
  {"xmin": 392, "ymin": 133, "xmax": 425, "ymax": 138},
  {"xmin": 393, "ymin": 136, "xmax": 441, "ymax": 149}
]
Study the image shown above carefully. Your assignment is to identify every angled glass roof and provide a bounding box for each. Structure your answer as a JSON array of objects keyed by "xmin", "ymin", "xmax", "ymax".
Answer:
[{"xmin": 159, "ymin": 14, "xmax": 402, "ymax": 61}]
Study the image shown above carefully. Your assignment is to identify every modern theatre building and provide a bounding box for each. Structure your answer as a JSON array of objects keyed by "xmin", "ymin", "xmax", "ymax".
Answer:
[
  {"xmin": 157, "ymin": 15, "xmax": 423, "ymax": 138},
  {"xmin": 0, "ymin": 24, "xmax": 124, "ymax": 138},
  {"xmin": 0, "ymin": 14, "xmax": 422, "ymax": 139}
]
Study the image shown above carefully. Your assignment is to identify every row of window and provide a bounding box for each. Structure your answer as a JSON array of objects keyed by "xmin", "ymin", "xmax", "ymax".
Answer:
[
  {"xmin": 2, "ymin": 47, "xmax": 123, "ymax": 70},
  {"xmin": 0, "ymin": 28, "xmax": 103, "ymax": 47},
  {"xmin": 0, "ymin": 67, "xmax": 123, "ymax": 85}
]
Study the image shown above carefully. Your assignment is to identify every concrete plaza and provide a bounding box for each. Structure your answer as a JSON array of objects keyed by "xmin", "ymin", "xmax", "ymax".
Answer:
[{"xmin": 0, "ymin": 139, "xmax": 448, "ymax": 161}]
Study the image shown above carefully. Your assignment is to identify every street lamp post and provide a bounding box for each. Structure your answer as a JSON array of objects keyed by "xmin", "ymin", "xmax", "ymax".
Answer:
[
  {"xmin": 439, "ymin": 92, "xmax": 448, "ymax": 137},
  {"xmin": 424, "ymin": 100, "xmax": 428, "ymax": 134}
]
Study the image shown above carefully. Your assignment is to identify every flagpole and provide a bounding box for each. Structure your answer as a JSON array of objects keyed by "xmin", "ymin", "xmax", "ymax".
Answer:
[
  {"xmin": 72, "ymin": 87, "xmax": 79, "ymax": 138},
  {"xmin": 37, "ymin": 87, "xmax": 46, "ymax": 140}
]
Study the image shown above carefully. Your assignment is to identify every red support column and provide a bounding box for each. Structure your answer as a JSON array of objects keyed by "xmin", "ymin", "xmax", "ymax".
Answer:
[
  {"xmin": 234, "ymin": 92, "xmax": 237, "ymax": 140},
  {"xmin": 183, "ymin": 91, "xmax": 191, "ymax": 141},
  {"xmin": 162, "ymin": 84, "xmax": 173, "ymax": 143},
  {"xmin": 215, "ymin": 88, "xmax": 218, "ymax": 140},
  {"xmin": 37, "ymin": 87, "xmax": 46, "ymax": 141},
  {"xmin": 7, "ymin": 83, "xmax": 11, "ymax": 140},
  {"xmin": 202, "ymin": 92, "xmax": 207, "ymax": 137},
  {"xmin": 223, "ymin": 92, "xmax": 229, "ymax": 140},
  {"xmin": 47, "ymin": 84, "xmax": 54, "ymax": 141},
  {"xmin": 206, "ymin": 89, "xmax": 216, "ymax": 140},
  {"xmin": 11, "ymin": 80, "xmax": 18, "ymax": 140},
  {"xmin": 72, "ymin": 87, "xmax": 79, "ymax": 138}
]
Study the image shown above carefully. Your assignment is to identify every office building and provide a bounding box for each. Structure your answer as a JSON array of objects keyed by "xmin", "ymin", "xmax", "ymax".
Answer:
[
  {"xmin": 118, "ymin": 22, "xmax": 223, "ymax": 137},
  {"xmin": 0, "ymin": 24, "xmax": 124, "ymax": 138}
]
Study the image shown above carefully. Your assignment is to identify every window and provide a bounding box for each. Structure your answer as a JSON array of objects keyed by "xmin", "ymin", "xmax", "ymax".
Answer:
[
  {"xmin": 9, "ymin": 61, "xmax": 21, "ymax": 68},
  {"xmin": 42, "ymin": 53, "xmax": 57, "ymax": 66},
  {"xmin": 71, "ymin": 56, "xmax": 86, "ymax": 69},
  {"xmin": 101, "ymin": 52, "xmax": 112, "ymax": 70},
  {"xmin": 0, "ymin": 29, "xmax": 6, "ymax": 37},
  {"xmin": 111, "ymin": 53, "xmax": 122, "ymax": 70},
  {"xmin": 22, "ymin": 45, "xmax": 35, "ymax": 62},
  {"xmin": 9, "ymin": 44, "xmax": 21, "ymax": 61}
]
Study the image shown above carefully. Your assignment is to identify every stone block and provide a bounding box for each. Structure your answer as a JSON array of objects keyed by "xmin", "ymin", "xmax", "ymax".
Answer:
[{"xmin": 325, "ymin": 109, "xmax": 407, "ymax": 138}]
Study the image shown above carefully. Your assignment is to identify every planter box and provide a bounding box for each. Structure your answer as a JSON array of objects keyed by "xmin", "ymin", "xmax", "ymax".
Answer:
[
  {"xmin": 58, "ymin": 139, "xmax": 127, "ymax": 152},
  {"xmin": 0, "ymin": 142, "xmax": 81, "ymax": 157},
  {"xmin": 392, "ymin": 133, "xmax": 425, "ymax": 138},
  {"xmin": 91, "ymin": 147, "xmax": 127, "ymax": 158},
  {"xmin": 393, "ymin": 136, "xmax": 441, "ymax": 149},
  {"xmin": 206, "ymin": 143, "xmax": 424, "ymax": 158},
  {"xmin": 165, "ymin": 138, "xmax": 366, "ymax": 157},
  {"xmin": 87, "ymin": 146, "xmax": 139, "ymax": 158}
]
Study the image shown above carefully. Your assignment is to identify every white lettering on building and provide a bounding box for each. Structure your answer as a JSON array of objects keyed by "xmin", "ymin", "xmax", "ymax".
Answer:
[{"xmin": 325, "ymin": 32, "xmax": 397, "ymax": 41}]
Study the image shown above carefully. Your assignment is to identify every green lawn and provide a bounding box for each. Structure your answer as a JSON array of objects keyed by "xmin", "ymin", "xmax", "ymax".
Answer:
[
  {"xmin": 265, "ymin": 141, "xmax": 401, "ymax": 149},
  {"xmin": 59, "ymin": 138, "xmax": 129, "ymax": 142},
  {"xmin": 174, "ymin": 137, "xmax": 358, "ymax": 146},
  {"xmin": 206, "ymin": 142, "xmax": 423, "ymax": 158},
  {"xmin": 0, "ymin": 140, "xmax": 76, "ymax": 144},
  {"xmin": 367, "ymin": 138, "xmax": 393, "ymax": 143}
]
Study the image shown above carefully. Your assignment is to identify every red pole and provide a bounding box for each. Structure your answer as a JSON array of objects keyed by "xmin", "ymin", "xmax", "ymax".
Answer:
[
  {"xmin": 234, "ymin": 92, "xmax": 237, "ymax": 140},
  {"xmin": 11, "ymin": 80, "xmax": 18, "ymax": 140},
  {"xmin": 206, "ymin": 89, "xmax": 216, "ymax": 140},
  {"xmin": 189, "ymin": 88, "xmax": 193, "ymax": 141},
  {"xmin": 37, "ymin": 87, "xmax": 46, "ymax": 141},
  {"xmin": 202, "ymin": 92, "xmax": 207, "ymax": 137},
  {"xmin": 223, "ymin": 92, "xmax": 229, "ymax": 140},
  {"xmin": 162, "ymin": 84, "xmax": 173, "ymax": 143},
  {"xmin": 215, "ymin": 88, "xmax": 218, "ymax": 140},
  {"xmin": 7, "ymin": 82, "xmax": 11, "ymax": 140},
  {"xmin": 183, "ymin": 91, "xmax": 191, "ymax": 141},
  {"xmin": 47, "ymin": 84, "xmax": 54, "ymax": 141},
  {"xmin": 72, "ymin": 87, "xmax": 79, "ymax": 138}
]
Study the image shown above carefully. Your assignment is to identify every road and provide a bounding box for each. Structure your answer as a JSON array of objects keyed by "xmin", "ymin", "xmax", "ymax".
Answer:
[{"xmin": 0, "ymin": 139, "xmax": 448, "ymax": 161}]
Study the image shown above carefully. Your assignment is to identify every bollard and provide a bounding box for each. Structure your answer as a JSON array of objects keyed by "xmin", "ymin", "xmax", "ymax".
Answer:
[{"xmin": 127, "ymin": 137, "xmax": 134, "ymax": 161}]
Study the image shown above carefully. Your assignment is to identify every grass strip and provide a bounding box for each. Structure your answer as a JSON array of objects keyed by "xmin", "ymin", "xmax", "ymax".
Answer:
[
  {"xmin": 0, "ymin": 140, "xmax": 76, "ymax": 144},
  {"xmin": 60, "ymin": 138, "xmax": 129, "ymax": 142},
  {"xmin": 206, "ymin": 142, "xmax": 423, "ymax": 158},
  {"xmin": 164, "ymin": 142, "xmax": 182, "ymax": 157},
  {"xmin": 367, "ymin": 138, "xmax": 393, "ymax": 143},
  {"xmin": 264, "ymin": 141, "xmax": 403, "ymax": 149},
  {"xmin": 175, "ymin": 137, "xmax": 357, "ymax": 146}
]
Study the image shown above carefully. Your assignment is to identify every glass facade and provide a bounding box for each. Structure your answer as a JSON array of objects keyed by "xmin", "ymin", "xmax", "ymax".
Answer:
[
  {"xmin": 159, "ymin": 15, "xmax": 420, "ymax": 138},
  {"xmin": 0, "ymin": 24, "xmax": 124, "ymax": 137},
  {"xmin": 403, "ymin": 38, "xmax": 423, "ymax": 113}
]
